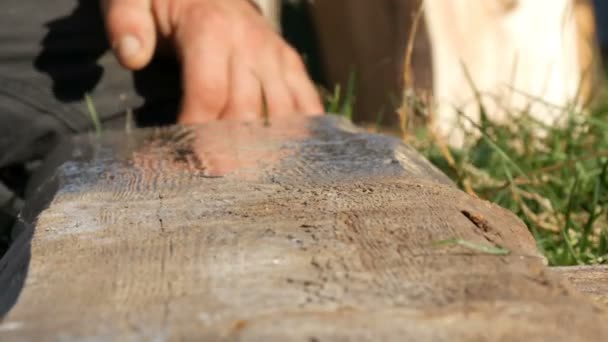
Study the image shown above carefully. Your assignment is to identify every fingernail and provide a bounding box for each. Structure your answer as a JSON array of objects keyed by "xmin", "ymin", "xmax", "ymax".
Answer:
[{"xmin": 116, "ymin": 35, "xmax": 141, "ymax": 60}]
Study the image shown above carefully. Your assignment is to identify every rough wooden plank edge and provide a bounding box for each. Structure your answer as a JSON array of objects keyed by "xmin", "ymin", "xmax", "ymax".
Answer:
[
  {"xmin": 0, "ymin": 116, "xmax": 607, "ymax": 341},
  {"xmin": 551, "ymin": 266, "xmax": 608, "ymax": 306}
]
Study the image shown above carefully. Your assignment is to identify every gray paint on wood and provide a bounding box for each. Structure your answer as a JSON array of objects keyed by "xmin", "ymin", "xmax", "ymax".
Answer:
[{"xmin": 0, "ymin": 116, "xmax": 607, "ymax": 341}]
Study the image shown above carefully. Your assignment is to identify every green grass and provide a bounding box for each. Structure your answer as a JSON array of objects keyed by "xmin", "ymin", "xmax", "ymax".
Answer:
[
  {"xmin": 323, "ymin": 71, "xmax": 357, "ymax": 121},
  {"xmin": 326, "ymin": 93, "xmax": 608, "ymax": 267},
  {"xmin": 84, "ymin": 93, "xmax": 103, "ymax": 136},
  {"xmin": 433, "ymin": 238, "xmax": 511, "ymax": 256}
]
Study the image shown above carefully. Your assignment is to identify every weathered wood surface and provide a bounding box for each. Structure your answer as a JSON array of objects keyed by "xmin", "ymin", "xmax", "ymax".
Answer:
[
  {"xmin": 552, "ymin": 266, "xmax": 608, "ymax": 306},
  {"xmin": 1, "ymin": 116, "xmax": 607, "ymax": 341}
]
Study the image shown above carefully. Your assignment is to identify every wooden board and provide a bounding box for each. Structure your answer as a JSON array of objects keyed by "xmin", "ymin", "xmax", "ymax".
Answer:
[
  {"xmin": 552, "ymin": 266, "xmax": 608, "ymax": 306},
  {"xmin": 1, "ymin": 116, "xmax": 607, "ymax": 341}
]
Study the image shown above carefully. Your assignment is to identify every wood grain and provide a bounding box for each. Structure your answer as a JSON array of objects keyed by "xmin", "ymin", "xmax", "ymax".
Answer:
[
  {"xmin": 552, "ymin": 266, "xmax": 608, "ymax": 306},
  {"xmin": 0, "ymin": 116, "xmax": 607, "ymax": 341}
]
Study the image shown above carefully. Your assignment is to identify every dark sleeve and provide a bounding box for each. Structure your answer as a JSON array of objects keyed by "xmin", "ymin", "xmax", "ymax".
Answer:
[{"xmin": 0, "ymin": 0, "xmax": 180, "ymax": 222}]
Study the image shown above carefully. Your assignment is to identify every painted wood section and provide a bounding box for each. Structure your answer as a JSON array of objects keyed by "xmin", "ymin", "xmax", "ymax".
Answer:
[{"xmin": 0, "ymin": 116, "xmax": 607, "ymax": 341}]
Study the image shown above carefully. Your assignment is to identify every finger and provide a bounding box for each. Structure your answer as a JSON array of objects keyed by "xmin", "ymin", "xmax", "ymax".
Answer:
[
  {"xmin": 258, "ymin": 50, "xmax": 296, "ymax": 118},
  {"xmin": 176, "ymin": 13, "xmax": 230, "ymax": 125},
  {"xmin": 220, "ymin": 55, "xmax": 262, "ymax": 121},
  {"xmin": 282, "ymin": 48, "xmax": 324, "ymax": 116},
  {"xmin": 101, "ymin": 0, "xmax": 156, "ymax": 70}
]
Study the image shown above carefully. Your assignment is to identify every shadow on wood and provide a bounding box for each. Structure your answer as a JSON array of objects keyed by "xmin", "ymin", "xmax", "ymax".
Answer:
[{"xmin": 0, "ymin": 116, "xmax": 606, "ymax": 340}]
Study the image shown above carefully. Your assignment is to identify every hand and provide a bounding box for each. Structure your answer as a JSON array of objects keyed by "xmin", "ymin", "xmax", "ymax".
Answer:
[{"xmin": 101, "ymin": 0, "xmax": 323, "ymax": 124}]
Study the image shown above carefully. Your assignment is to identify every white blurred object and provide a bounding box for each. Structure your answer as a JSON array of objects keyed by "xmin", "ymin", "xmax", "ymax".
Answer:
[
  {"xmin": 424, "ymin": 0, "xmax": 587, "ymax": 146},
  {"xmin": 251, "ymin": 0, "xmax": 281, "ymax": 31}
]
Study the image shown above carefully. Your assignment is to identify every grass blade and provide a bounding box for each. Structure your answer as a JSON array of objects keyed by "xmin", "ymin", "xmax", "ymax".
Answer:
[
  {"xmin": 84, "ymin": 93, "xmax": 102, "ymax": 136},
  {"xmin": 434, "ymin": 238, "xmax": 511, "ymax": 256}
]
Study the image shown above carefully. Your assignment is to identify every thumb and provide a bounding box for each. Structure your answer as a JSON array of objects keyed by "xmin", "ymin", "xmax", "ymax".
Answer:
[{"xmin": 101, "ymin": 0, "xmax": 156, "ymax": 70}]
